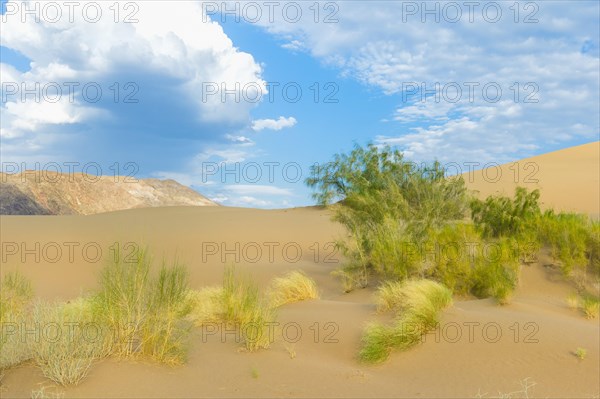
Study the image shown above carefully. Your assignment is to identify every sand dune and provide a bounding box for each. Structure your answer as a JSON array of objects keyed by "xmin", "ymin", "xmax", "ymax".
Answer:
[
  {"xmin": 464, "ymin": 141, "xmax": 599, "ymax": 217},
  {"xmin": 1, "ymin": 143, "xmax": 599, "ymax": 398},
  {"xmin": 1, "ymin": 206, "xmax": 598, "ymax": 398}
]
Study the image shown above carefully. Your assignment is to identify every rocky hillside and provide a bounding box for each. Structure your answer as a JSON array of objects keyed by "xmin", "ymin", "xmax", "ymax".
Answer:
[{"xmin": 0, "ymin": 172, "xmax": 217, "ymax": 215}]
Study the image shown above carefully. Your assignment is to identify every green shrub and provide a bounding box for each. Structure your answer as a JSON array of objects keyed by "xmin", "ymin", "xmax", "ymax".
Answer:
[
  {"xmin": 470, "ymin": 187, "xmax": 541, "ymax": 238},
  {"xmin": 471, "ymin": 237, "xmax": 520, "ymax": 304},
  {"xmin": 306, "ymin": 144, "xmax": 469, "ymax": 290},
  {"xmin": 587, "ymin": 222, "xmax": 600, "ymax": 275},
  {"xmin": 307, "ymin": 144, "xmax": 469, "ymax": 227},
  {"xmin": 422, "ymin": 223, "xmax": 483, "ymax": 295},
  {"xmin": 360, "ymin": 280, "xmax": 452, "ymax": 363},
  {"xmin": 538, "ymin": 211, "xmax": 591, "ymax": 279},
  {"xmin": 368, "ymin": 218, "xmax": 422, "ymax": 281}
]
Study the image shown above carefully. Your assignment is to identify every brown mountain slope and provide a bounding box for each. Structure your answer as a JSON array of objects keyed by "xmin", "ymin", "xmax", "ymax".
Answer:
[{"xmin": 0, "ymin": 171, "xmax": 217, "ymax": 215}]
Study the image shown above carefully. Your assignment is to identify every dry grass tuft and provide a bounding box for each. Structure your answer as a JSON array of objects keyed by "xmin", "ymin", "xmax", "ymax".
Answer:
[
  {"xmin": 269, "ymin": 271, "xmax": 319, "ymax": 307},
  {"xmin": 29, "ymin": 301, "xmax": 107, "ymax": 386},
  {"xmin": 0, "ymin": 271, "xmax": 34, "ymax": 372}
]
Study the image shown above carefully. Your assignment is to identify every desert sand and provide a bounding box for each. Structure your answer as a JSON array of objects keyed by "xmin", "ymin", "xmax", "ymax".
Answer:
[
  {"xmin": 464, "ymin": 141, "xmax": 600, "ymax": 217},
  {"xmin": 1, "ymin": 142, "xmax": 599, "ymax": 398}
]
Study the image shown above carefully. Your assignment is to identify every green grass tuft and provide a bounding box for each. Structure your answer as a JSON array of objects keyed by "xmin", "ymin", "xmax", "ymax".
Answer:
[
  {"xmin": 92, "ymin": 249, "xmax": 192, "ymax": 364},
  {"xmin": 360, "ymin": 279, "xmax": 452, "ymax": 363}
]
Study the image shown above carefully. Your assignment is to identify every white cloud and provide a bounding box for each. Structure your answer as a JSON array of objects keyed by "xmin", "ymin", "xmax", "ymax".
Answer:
[
  {"xmin": 225, "ymin": 134, "xmax": 254, "ymax": 145},
  {"xmin": 244, "ymin": 1, "xmax": 599, "ymax": 162},
  {"xmin": 0, "ymin": 0, "xmax": 266, "ymax": 161},
  {"xmin": 223, "ymin": 185, "xmax": 293, "ymax": 196},
  {"xmin": 251, "ymin": 116, "xmax": 297, "ymax": 131},
  {"xmin": 281, "ymin": 40, "xmax": 305, "ymax": 52}
]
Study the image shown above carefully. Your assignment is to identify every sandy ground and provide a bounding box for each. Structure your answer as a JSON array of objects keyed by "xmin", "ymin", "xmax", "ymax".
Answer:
[{"xmin": 1, "ymin": 143, "xmax": 599, "ymax": 398}]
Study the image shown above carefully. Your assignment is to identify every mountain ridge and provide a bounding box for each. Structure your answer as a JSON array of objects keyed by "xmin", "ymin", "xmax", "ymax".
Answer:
[{"xmin": 0, "ymin": 171, "xmax": 217, "ymax": 215}]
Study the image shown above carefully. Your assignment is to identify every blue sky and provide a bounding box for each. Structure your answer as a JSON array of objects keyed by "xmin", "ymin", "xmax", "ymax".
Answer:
[{"xmin": 1, "ymin": 1, "xmax": 599, "ymax": 208}]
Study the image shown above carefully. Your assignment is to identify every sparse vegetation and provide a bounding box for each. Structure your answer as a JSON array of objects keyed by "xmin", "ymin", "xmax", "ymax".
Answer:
[
  {"xmin": 30, "ymin": 387, "xmax": 65, "ymax": 399},
  {"xmin": 221, "ymin": 267, "xmax": 277, "ymax": 351},
  {"xmin": 0, "ymin": 271, "xmax": 34, "ymax": 373},
  {"xmin": 284, "ymin": 343, "xmax": 296, "ymax": 359},
  {"xmin": 582, "ymin": 295, "xmax": 599, "ymax": 319},
  {"xmin": 360, "ymin": 280, "xmax": 452, "ymax": 363},
  {"xmin": 269, "ymin": 270, "xmax": 319, "ymax": 307},
  {"xmin": 566, "ymin": 293, "xmax": 580, "ymax": 309},
  {"xmin": 28, "ymin": 301, "xmax": 106, "ymax": 386},
  {"xmin": 186, "ymin": 286, "xmax": 223, "ymax": 325},
  {"xmin": 574, "ymin": 347, "xmax": 587, "ymax": 360},
  {"xmin": 92, "ymin": 250, "xmax": 192, "ymax": 364},
  {"xmin": 189, "ymin": 266, "xmax": 277, "ymax": 352},
  {"xmin": 565, "ymin": 292, "xmax": 600, "ymax": 319},
  {"xmin": 475, "ymin": 377, "xmax": 536, "ymax": 398}
]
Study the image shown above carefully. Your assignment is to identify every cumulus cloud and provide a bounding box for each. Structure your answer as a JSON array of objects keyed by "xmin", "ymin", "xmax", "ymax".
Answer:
[
  {"xmin": 251, "ymin": 116, "xmax": 297, "ymax": 131},
  {"xmin": 0, "ymin": 0, "xmax": 265, "ymax": 163}
]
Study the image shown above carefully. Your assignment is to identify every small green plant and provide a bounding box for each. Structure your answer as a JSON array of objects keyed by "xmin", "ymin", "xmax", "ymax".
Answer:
[
  {"xmin": 582, "ymin": 296, "xmax": 599, "ymax": 319},
  {"xmin": 565, "ymin": 293, "xmax": 599, "ymax": 319},
  {"xmin": 574, "ymin": 347, "xmax": 587, "ymax": 360},
  {"xmin": 269, "ymin": 271, "xmax": 319, "ymax": 307},
  {"xmin": 360, "ymin": 280, "xmax": 452, "ymax": 363},
  {"xmin": 250, "ymin": 366, "xmax": 259, "ymax": 379}
]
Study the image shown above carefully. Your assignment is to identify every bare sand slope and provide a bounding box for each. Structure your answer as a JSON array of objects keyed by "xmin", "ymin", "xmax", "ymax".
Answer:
[
  {"xmin": 464, "ymin": 141, "xmax": 600, "ymax": 217},
  {"xmin": 1, "ymin": 205, "xmax": 598, "ymax": 398}
]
